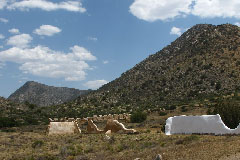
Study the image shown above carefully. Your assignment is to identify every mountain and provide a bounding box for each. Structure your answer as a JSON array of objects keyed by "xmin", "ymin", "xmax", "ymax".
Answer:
[
  {"xmin": 53, "ymin": 23, "xmax": 240, "ymax": 117},
  {"xmin": 8, "ymin": 81, "xmax": 91, "ymax": 107}
]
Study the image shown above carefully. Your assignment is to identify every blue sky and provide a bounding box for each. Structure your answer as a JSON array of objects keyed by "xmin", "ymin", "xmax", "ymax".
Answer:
[{"xmin": 0, "ymin": 0, "xmax": 240, "ymax": 98}]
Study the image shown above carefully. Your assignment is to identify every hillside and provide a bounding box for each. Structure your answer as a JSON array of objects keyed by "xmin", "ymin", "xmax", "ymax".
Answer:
[
  {"xmin": 55, "ymin": 24, "xmax": 240, "ymax": 116},
  {"xmin": 8, "ymin": 81, "xmax": 91, "ymax": 107},
  {"xmin": 0, "ymin": 96, "xmax": 48, "ymax": 127}
]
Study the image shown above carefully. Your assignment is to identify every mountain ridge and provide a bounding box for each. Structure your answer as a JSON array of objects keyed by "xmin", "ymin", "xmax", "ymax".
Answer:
[
  {"xmin": 56, "ymin": 23, "xmax": 240, "ymax": 116},
  {"xmin": 8, "ymin": 81, "xmax": 91, "ymax": 107}
]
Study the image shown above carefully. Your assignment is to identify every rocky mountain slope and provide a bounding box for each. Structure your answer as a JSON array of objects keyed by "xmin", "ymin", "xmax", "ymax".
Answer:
[
  {"xmin": 8, "ymin": 81, "xmax": 91, "ymax": 107},
  {"xmin": 56, "ymin": 24, "xmax": 240, "ymax": 116}
]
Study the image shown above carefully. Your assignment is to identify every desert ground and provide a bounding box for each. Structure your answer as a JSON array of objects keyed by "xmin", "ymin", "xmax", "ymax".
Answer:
[{"xmin": 1, "ymin": 106, "xmax": 240, "ymax": 160}]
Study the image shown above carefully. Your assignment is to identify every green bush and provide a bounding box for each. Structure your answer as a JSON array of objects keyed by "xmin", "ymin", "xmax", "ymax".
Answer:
[
  {"xmin": 159, "ymin": 111, "xmax": 167, "ymax": 116},
  {"xmin": 24, "ymin": 101, "xmax": 37, "ymax": 109},
  {"xmin": 209, "ymin": 99, "xmax": 240, "ymax": 129},
  {"xmin": 181, "ymin": 106, "xmax": 188, "ymax": 112},
  {"xmin": 0, "ymin": 117, "xmax": 19, "ymax": 128},
  {"xmin": 166, "ymin": 105, "xmax": 176, "ymax": 110},
  {"xmin": 24, "ymin": 116, "xmax": 39, "ymax": 125},
  {"xmin": 130, "ymin": 111, "xmax": 147, "ymax": 123}
]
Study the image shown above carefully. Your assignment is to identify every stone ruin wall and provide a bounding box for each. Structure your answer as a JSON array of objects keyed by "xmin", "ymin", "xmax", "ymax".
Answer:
[
  {"xmin": 49, "ymin": 113, "xmax": 131, "ymax": 123},
  {"xmin": 48, "ymin": 113, "xmax": 132, "ymax": 135}
]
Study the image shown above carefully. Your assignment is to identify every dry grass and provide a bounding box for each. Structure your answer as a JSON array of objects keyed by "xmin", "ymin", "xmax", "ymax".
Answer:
[{"xmin": 1, "ymin": 108, "xmax": 240, "ymax": 160}]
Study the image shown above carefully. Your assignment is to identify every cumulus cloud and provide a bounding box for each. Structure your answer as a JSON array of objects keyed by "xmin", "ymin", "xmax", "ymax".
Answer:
[
  {"xmin": 130, "ymin": 0, "xmax": 240, "ymax": 22},
  {"xmin": 0, "ymin": 0, "xmax": 7, "ymax": 9},
  {"xmin": 9, "ymin": 28, "xmax": 20, "ymax": 34},
  {"xmin": 0, "ymin": 17, "xmax": 8, "ymax": 23},
  {"xmin": 192, "ymin": 0, "xmax": 240, "ymax": 18},
  {"xmin": 7, "ymin": 34, "xmax": 32, "ymax": 48},
  {"xmin": 5, "ymin": 0, "xmax": 86, "ymax": 12},
  {"xmin": 170, "ymin": 27, "xmax": 182, "ymax": 36},
  {"xmin": 34, "ymin": 25, "xmax": 61, "ymax": 36},
  {"xmin": 70, "ymin": 45, "xmax": 97, "ymax": 61},
  {"xmin": 0, "ymin": 34, "xmax": 5, "ymax": 39},
  {"xmin": 0, "ymin": 45, "xmax": 97, "ymax": 81},
  {"xmin": 129, "ymin": 0, "xmax": 192, "ymax": 21},
  {"xmin": 235, "ymin": 22, "xmax": 240, "ymax": 27},
  {"xmin": 84, "ymin": 80, "xmax": 108, "ymax": 89}
]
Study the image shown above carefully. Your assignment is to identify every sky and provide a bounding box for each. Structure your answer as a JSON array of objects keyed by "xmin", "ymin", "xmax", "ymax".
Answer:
[{"xmin": 1, "ymin": 0, "xmax": 240, "ymax": 98}]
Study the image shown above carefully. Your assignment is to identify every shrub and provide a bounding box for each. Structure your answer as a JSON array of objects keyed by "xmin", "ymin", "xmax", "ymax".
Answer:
[
  {"xmin": 216, "ymin": 82, "xmax": 221, "ymax": 90},
  {"xmin": 209, "ymin": 99, "xmax": 240, "ymax": 129},
  {"xmin": 130, "ymin": 111, "xmax": 147, "ymax": 123},
  {"xmin": 32, "ymin": 140, "xmax": 44, "ymax": 148},
  {"xmin": 24, "ymin": 101, "xmax": 37, "ymax": 109},
  {"xmin": 0, "ymin": 117, "xmax": 19, "ymax": 128},
  {"xmin": 159, "ymin": 111, "xmax": 167, "ymax": 116},
  {"xmin": 181, "ymin": 106, "xmax": 188, "ymax": 112},
  {"xmin": 166, "ymin": 105, "xmax": 176, "ymax": 110},
  {"xmin": 161, "ymin": 125, "xmax": 165, "ymax": 133},
  {"xmin": 24, "ymin": 116, "xmax": 39, "ymax": 125}
]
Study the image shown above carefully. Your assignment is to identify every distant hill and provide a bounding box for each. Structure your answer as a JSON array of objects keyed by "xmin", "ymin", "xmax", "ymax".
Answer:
[
  {"xmin": 0, "ymin": 96, "xmax": 58, "ymax": 127},
  {"xmin": 0, "ymin": 96, "xmax": 42, "ymax": 127},
  {"xmin": 55, "ymin": 24, "xmax": 240, "ymax": 116},
  {"xmin": 8, "ymin": 81, "xmax": 91, "ymax": 107},
  {"xmin": 0, "ymin": 96, "xmax": 25, "ymax": 117}
]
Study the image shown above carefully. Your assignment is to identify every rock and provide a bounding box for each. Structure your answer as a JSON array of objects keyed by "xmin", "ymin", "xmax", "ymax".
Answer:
[
  {"xmin": 104, "ymin": 135, "xmax": 111, "ymax": 141},
  {"xmin": 105, "ymin": 130, "xmax": 111, "ymax": 135},
  {"xmin": 154, "ymin": 154, "xmax": 163, "ymax": 160}
]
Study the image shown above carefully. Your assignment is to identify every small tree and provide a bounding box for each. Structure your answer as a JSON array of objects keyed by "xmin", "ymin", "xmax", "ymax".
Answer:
[
  {"xmin": 209, "ymin": 99, "xmax": 240, "ymax": 129},
  {"xmin": 130, "ymin": 111, "xmax": 147, "ymax": 123},
  {"xmin": 0, "ymin": 117, "xmax": 18, "ymax": 128}
]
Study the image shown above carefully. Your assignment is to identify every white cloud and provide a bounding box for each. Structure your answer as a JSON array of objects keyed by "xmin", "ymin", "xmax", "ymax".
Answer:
[
  {"xmin": 170, "ymin": 27, "xmax": 182, "ymax": 36},
  {"xmin": 235, "ymin": 22, "xmax": 240, "ymax": 26},
  {"xmin": 130, "ymin": 0, "xmax": 240, "ymax": 22},
  {"xmin": 88, "ymin": 36, "xmax": 98, "ymax": 41},
  {"xmin": 0, "ymin": 17, "xmax": 8, "ymax": 23},
  {"xmin": 192, "ymin": 0, "xmax": 240, "ymax": 18},
  {"xmin": 0, "ymin": 34, "xmax": 5, "ymax": 39},
  {"xmin": 84, "ymin": 80, "xmax": 108, "ymax": 89},
  {"xmin": 0, "ymin": 45, "xmax": 97, "ymax": 81},
  {"xmin": 6, "ymin": 0, "xmax": 86, "ymax": 12},
  {"xmin": 70, "ymin": 45, "xmax": 97, "ymax": 61},
  {"xmin": 0, "ymin": 46, "xmax": 3, "ymax": 49},
  {"xmin": 0, "ymin": 0, "xmax": 7, "ymax": 10},
  {"xmin": 7, "ymin": 34, "xmax": 32, "ymax": 48},
  {"xmin": 129, "ymin": 0, "xmax": 192, "ymax": 22},
  {"xmin": 9, "ymin": 28, "xmax": 20, "ymax": 34},
  {"xmin": 34, "ymin": 25, "xmax": 61, "ymax": 36},
  {"xmin": 103, "ymin": 60, "xmax": 109, "ymax": 64}
]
